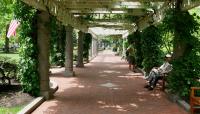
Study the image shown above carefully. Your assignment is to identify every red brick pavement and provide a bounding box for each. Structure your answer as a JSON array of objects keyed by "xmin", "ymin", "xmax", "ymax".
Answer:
[{"xmin": 32, "ymin": 50, "xmax": 188, "ymax": 114}]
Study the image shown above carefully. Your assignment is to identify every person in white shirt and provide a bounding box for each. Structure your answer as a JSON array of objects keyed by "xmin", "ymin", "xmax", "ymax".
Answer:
[{"xmin": 144, "ymin": 54, "xmax": 172, "ymax": 90}]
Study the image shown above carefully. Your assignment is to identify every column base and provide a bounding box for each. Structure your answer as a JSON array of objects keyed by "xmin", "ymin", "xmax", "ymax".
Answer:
[
  {"xmin": 40, "ymin": 91, "xmax": 51, "ymax": 100},
  {"xmin": 64, "ymin": 70, "xmax": 75, "ymax": 77},
  {"xmin": 76, "ymin": 64, "xmax": 84, "ymax": 68}
]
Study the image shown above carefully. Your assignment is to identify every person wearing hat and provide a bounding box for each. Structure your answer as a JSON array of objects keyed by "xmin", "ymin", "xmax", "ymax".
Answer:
[{"xmin": 144, "ymin": 54, "xmax": 172, "ymax": 90}]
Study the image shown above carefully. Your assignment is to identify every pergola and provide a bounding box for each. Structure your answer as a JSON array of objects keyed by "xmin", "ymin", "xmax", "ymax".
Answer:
[
  {"xmin": 22, "ymin": 0, "xmax": 200, "ymax": 32},
  {"xmin": 21, "ymin": 0, "xmax": 200, "ymax": 99}
]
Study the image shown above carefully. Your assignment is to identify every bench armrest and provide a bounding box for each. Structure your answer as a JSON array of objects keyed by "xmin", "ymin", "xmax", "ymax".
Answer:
[{"xmin": 191, "ymin": 87, "xmax": 200, "ymax": 90}]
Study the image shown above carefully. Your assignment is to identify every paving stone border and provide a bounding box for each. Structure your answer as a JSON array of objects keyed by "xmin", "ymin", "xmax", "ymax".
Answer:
[
  {"xmin": 165, "ymin": 91, "xmax": 190, "ymax": 112},
  {"xmin": 17, "ymin": 96, "xmax": 45, "ymax": 114},
  {"xmin": 17, "ymin": 81, "xmax": 58, "ymax": 114}
]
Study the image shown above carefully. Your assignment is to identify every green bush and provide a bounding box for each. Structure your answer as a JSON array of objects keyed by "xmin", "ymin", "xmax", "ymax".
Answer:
[
  {"xmin": 0, "ymin": 56, "xmax": 18, "ymax": 82},
  {"xmin": 131, "ymin": 30, "xmax": 143, "ymax": 67},
  {"xmin": 83, "ymin": 33, "xmax": 92, "ymax": 61},
  {"xmin": 141, "ymin": 25, "xmax": 163, "ymax": 74},
  {"xmin": 163, "ymin": 9, "xmax": 200, "ymax": 99},
  {"xmin": 50, "ymin": 16, "xmax": 66, "ymax": 66}
]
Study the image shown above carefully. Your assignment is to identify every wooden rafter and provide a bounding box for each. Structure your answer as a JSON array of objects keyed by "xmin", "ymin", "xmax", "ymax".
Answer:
[
  {"xmin": 59, "ymin": 0, "xmax": 166, "ymax": 2},
  {"xmin": 21, "ymin": 0, "xmax": 200, "ymax": 36},
  {"xmin": 182, "ymin": 0, "xmax": 200, "ymax": 11},
  {"xmin": 22, "ymin": 0, "xmax": 88, "ymax": 32},
  {"xmin": 70, "ymin": 9, "xmax": 148, "ymax": 16}
]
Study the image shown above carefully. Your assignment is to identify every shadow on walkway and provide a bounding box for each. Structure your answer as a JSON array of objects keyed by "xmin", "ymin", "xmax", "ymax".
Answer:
[{"xmin": 32, "ymin": 50, "xmax": 187, "ymax": 114}]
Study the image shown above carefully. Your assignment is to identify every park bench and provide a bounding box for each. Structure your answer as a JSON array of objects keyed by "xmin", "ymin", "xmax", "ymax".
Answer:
[
  {"xmin": 190, "ymin": 87, "xmax": 200, "ymax": 114},
  {"xmin": 0, "ymin": 61, "xmax": 17, "ymax": 85},
  {"xmin": 157, "ymin": 73, "xmax": 168, "ymax": 91}
]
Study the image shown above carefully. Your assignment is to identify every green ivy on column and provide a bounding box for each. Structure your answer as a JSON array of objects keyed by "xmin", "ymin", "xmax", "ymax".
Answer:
[
  {"xmin": 141, "ymin": 25, "xmax": 162, "ymax": 74},
  {"xmin": 163, "ymin": 9, "xmax": 200, "ymax": 99},
  {"xmin": 14, "ymin": 1, "xmax": 39, "ymax": 96},
  {"xmin": 83, "ymin": 33, "xmax": 92, "ymax": 61},
  {"xmin": 50, "ymin": 16, "xmax": 66, "ymax": 67}
]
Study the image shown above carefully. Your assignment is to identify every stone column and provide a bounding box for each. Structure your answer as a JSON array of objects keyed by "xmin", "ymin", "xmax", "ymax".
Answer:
[
  {"xmin": 37, "ymin": 11, "xmax": 50, "ymax": 100},
  {"xmin": 76, "ymin": 31, "xmax": 84, "ymax": 67},
  {"xmin": 122, "ymin": 38, "xmax": 126, "ymax": 57},
  {"xmin": 91, "ymin": 38, "xmax": 94, "ymax": 58},
  {"xmin": 92, "ymin": 38, "xmax": 98, "ymax": 57},
  {"xmin": 64, "ymin": 25, "xmax": 74, "ymax": 76}
]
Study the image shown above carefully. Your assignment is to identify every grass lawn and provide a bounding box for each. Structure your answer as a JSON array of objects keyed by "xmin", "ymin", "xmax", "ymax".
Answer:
[
  {"xmin": 0, "ymin": 106, "xmax": 23, "ymax": 114},
  {"xmin": 0, "ymin": 53, "xmax": 19, "ymax": 61}
]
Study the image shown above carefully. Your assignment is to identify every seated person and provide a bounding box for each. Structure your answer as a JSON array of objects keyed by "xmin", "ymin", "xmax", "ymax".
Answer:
[{"xmin": 144, "ymin": 54, "xmax": 172, "ymax": 90}]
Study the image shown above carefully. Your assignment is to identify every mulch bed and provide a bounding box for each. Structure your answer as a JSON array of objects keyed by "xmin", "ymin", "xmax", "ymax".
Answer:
[{"xmin": 0, "ymin": 84, "xmax": 34, "ymax": 107}]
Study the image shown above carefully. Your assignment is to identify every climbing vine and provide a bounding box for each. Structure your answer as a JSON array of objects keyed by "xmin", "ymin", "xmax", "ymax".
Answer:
[
  {"xmin": 163, "ymin": 8, "xmax": 200, "ymax": 99},
  {"xmin": 132, "ymin": 30, "xmax": 143, "ymax": 68},
  {"xmin": 14, "ymin": 0, "xmax": 39, "ymax": 96},
  {"xmin": 50, "ymin": 16, "xmax": 66, "ymax": 67},
  {"xmin": 73, "ymin": 30, "xmax": 78, "ymax": 61},
  {"xmin": 141, "ymin": 25, "xmax": 162, "ymax": 74},
  {"xmin": 83, "ymin": 33, "xmax": 92, "ymax": 62}
]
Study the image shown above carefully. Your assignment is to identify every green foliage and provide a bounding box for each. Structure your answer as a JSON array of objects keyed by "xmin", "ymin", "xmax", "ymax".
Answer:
[
  {"xmin": 73, "ymin": 30, "xmax": 78, "ymax": 61},
  {"xmin": 131, "ymin": 30, "xmax": 143, "ymax": 67},
  {"xmin": 157, "ymin": 23, "xmax": 173, "ymax": 53},
  {"xmin": 164, "ymin": 9, "xmax": 200, "ymax": 99},
  {"xmin": 141, "ymin": 25, "xmax": 162, "ymax": 73},
  {"xmin": 0, "ymin": 56, "xmax": 18, "ymax": 85},
  {"xmin": 0, "ymin": 105, "xmax": 23, "ymax": 114},
  {"xmin": 50, "ymin": 16, "xmax": 66, "ymax": 66},
  {"xmin": 111, "ymin": 37, "xmax": 123, "ymax": 54},
  {"xmin": 83, "ymin": 33, "xmax": 92, "ymax": 60},
  {"xmin": 0, "ymin": 56, "xmax": 18, "ymax": 65},
  {"xmin": 127, "ymin": 34, "xmax": 134, "ymax": 44},
  {"xmin": 14, "ymin": 1, "xmax": 39, "ymax": 96},
  {"xmin": 0, "ymin": 0, "xmax": 19, "ymax": 53},
  {"xmin": 0, "ymin": 0, "xmax": 14, "ymax": 35},
  {"xmin": 168, "ymin": 52, "xmax": 200, "ymax": 98},
  {"xmin": 73, "ymin": 30, "xmax": 78, "ymax": 48}
]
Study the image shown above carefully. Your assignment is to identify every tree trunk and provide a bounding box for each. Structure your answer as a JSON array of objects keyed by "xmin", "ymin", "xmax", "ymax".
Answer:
[
  {"xmin": 173, "ymin": 0, "xmax": 188, "ymax": 60},
  {"xmin": 4, "ymin": 24, "xmax": 9, "ymax": 53}
]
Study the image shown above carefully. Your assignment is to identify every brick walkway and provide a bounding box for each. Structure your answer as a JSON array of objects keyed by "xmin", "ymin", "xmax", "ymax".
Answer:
[{"xmin": 32, "ymin": 50, "xmax": 187, "ymax": 114}]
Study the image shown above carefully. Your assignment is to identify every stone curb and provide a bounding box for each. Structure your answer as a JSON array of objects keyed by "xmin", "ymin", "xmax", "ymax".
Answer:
[
  {"xmin": 165, "ymin": 91, "xmax": 190, "ymax": 112},
  {"xmin": 17, "ymin": 81, "xmax": 59, "ymax": 114},
  {"xmin": 50, "ymin": 80, "xmax": 59, "ymax": 95},
  {"xmin": 17, "ymin": 97, "xmax": 45, "ymax": 114},
  {"xmin": 136, "ymin": 67, "xmax": 145, "ymax": 75}
]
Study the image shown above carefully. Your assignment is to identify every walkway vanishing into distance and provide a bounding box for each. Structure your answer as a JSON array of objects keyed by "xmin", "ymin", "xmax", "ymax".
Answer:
[{"xmin": 32, "ymin": 50, "xmax": 187, "ymax": 114}]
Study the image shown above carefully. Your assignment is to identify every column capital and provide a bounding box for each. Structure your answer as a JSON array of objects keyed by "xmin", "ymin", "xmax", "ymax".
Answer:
[{"xmin": 65, "ymin": 25, "xmax": 73, "ymax": 32}]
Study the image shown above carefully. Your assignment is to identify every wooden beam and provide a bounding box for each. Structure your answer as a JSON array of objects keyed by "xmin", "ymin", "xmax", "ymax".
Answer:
[
  {"xmin": 88, "ymin": 24, "xmax": 125, "ymax": 28},
  {"xmin": 70, "ymin": 9, "xmax": 147, "ymax": 16},
  {"xmin": 21, "ymin": 0, "xmax": 47, "ymax": 11},
  {"xmin": 60, "ymin": 0, "xmax": 165, "ymax": 2},
  {"xmin": 182, "ymin": 0, "xmax": 200, "ymax": 11},
  {"xmin": 137, "ymin": 0, "xmax": 170, "ymax": 31},
  {"xmin": 88, "ymin": 21, "xmax": 136, "ymax": 26},
  {"xmin": 57, "ymin": 1, "xmax": 143, "ymax": 7},
  {"xmin": 88, "ymin": 19, "xmax": 131, "ymax": 23},
  {"xmin": 22, "ymin": 0, "xmax": 88, "ymax": 32},
  {"xmin": 88, "ymin": 23, "xmax": 135, "ymax": 31},
  {"xmin": 60, "ymin": 4, "xmax": 144, "ymax": 9}
]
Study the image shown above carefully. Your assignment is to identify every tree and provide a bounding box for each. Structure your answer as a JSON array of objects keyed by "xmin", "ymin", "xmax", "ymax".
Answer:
[
  {"xmin": 162, "ymin": 0, "xmax": 200, "ymax": 98},
  {"xmin": 0, "ymin": 0, "xmax": 15, "ymax": 53}
]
